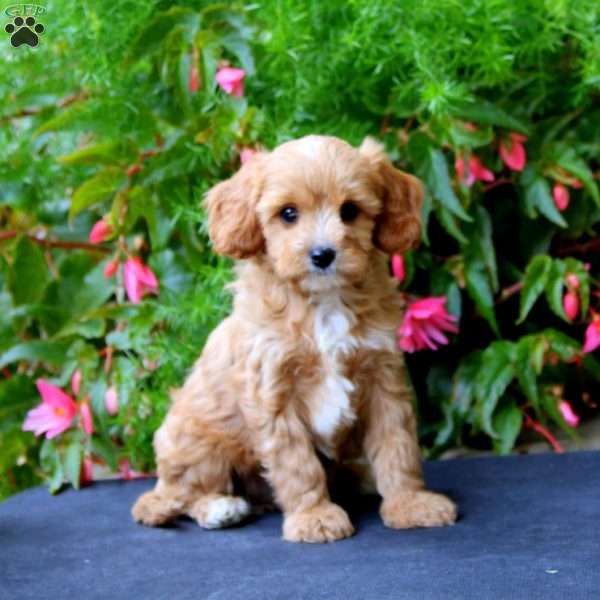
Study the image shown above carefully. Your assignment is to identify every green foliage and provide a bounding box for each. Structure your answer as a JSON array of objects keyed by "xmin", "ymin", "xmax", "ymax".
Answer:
[{"xmin": 1, "ymin": 0, "xmax": 599, "ymax": 497}]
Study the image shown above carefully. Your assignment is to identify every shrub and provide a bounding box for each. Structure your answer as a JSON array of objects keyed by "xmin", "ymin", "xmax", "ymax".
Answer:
[{"xmin": 1, "ymin": 0, "xmax": 599, "ymax": 498}]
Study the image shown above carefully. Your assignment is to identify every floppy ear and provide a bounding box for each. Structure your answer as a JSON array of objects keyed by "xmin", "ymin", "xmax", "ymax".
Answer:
[
  {"xmin": 204, "ymin": 155, "xmax": 265, "ymax": 259},
  {"xmin": 359, "ymin": 138, "xmax": 423, "ymax": 255}
]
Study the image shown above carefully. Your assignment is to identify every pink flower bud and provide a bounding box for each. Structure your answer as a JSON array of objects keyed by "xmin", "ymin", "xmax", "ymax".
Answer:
[
  {"xmin": 552, "ymin": 183, "xmax": 569, "ymax": 211},
  {"xmin": 71, "ymin": 370, "xmax": 82, "ymax": 396},
  {"xmin": 89, "ymin": 219, "xmax": 113, "ymax": 244},
  {"xmin": 565, "ymin": 274, "xmax": 580, "ymax": 289},
  {"xmin": 105, "ymin": 386, "xmax": 119, "ymax": 415},
  {"xmin": 558, "ymin": 400, "xmax": 580, "ymax": 428},
  {"xmin": 239, "ymin": 148, "xmax": 257, "ymax": 164},
  {"xmin": 583, "ymin": 318, "xmax": 600, "ymax": 353},
  {"xmin": 81, "ymin": 457, "xmax": 94, "ymax": 486},
  {"xmin": 80, "ymin": 400, "xmax": 94, "ymax": 435},
  {"xmin": 104, "ymin": 258, "xmax": 120, "ymax": 279},
  {"xmin": 499, "ymin": 132, "xmax": 527, "ymax": 172},
  {"xmin": 563, "ymin": 291, "xmax": 579, "ymax": 321},
  {"xmin": 188, "ymin": 64, "xmax": 200, "ymax": 93},
  {"xmin": 391, "ymin": 255, "xmax": 405, "ymax": 282}
]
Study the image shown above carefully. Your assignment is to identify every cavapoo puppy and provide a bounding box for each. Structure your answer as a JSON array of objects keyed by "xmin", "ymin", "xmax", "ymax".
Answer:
[{"xmin": 132, "ymin": 135, "xmax": 457, "ymax": 542}]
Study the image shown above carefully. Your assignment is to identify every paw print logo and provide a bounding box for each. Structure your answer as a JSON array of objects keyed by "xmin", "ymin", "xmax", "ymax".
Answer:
[{"xmin": 5, "ymin": 16, "xmax": 45, "ymax": 47}]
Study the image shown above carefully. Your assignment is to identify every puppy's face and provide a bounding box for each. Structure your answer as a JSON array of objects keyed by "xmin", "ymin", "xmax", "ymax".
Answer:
[{"xmin": 205, "ymin": 136, "xmax": 423, "ymax": 292}]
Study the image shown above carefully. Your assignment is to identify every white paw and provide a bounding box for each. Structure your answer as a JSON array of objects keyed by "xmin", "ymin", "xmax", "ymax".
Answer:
[{"xmin": 203, "ymin": 497, "xmax": 251, "ymax": 529}]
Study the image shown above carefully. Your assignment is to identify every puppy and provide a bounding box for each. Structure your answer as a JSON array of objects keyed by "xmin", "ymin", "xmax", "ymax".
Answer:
[{"xmin": 132, "ymin": 135, "xmax": 457, "ymax": 542}]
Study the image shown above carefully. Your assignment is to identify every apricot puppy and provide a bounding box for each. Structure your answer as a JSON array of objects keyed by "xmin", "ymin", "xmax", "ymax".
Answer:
[{"xmin": 132, "ymin": 135, "xmax": 456, "ymax": 542}]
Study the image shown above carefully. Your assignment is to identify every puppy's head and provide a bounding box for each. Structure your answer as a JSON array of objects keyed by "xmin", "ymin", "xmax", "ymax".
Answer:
[{"xmin": 205, "ymin": 135, "xmax": 423, "ymax": 292}]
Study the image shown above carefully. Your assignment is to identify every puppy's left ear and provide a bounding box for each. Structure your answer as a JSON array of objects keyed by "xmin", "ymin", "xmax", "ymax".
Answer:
[
  {"xmin": 360, "ymin": 137, "xmax": 423, "ymax": 255},
  {"xmin": 204, "ymin": 154, "xmax": 266, "ymax": 259}
]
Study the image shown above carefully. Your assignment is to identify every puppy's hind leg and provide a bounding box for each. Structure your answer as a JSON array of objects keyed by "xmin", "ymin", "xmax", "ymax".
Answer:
[{"xmin": 132, "ymin": 419, "xmax": 250, "ymax": 529}]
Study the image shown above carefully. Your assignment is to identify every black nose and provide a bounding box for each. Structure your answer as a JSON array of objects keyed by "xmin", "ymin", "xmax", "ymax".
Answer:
[{"xmin": 310, "ymin": 246, "xmax": 336, "ymax": 270}]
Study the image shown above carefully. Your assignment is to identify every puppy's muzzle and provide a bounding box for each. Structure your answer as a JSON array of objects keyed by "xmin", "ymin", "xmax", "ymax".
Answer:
[{"xmin": 310, "ymin": 246, "xmax": 336, "ymax": 270}]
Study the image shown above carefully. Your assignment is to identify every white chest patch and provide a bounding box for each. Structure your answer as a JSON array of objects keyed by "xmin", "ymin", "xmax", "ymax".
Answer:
[{"xmin": 311, "ymin": 294, "xmax": 358, "ymax": 445}]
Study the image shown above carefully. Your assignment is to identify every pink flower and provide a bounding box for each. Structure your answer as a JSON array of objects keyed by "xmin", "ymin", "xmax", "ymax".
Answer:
[
  {"xmin": 104, "ymin": 258, "xmax": 120, "ymax": 279},
  {"xmin": 391, "ymin": 255, "xmax": 405, "ymax": 282},
  {"xmin": 89, "ymin": 219, "xmax": 113, "ymax": 244},
  {"xmin": 215, "ymin": 67, "xmax": 245, "ymax": 97},
  {"xmin": 71, "ymin": 369, "xmax": 82, "ymax": 396},
  {"xmin": 124, "ymin": 257, "xmax": 159, "ymax": 304},
  {"xmin": 553, "ymin": 183, "xmax": 569, "ymax": 211},
  {"xmin": 566, "ymin": 274, "xmax": 580, "ymax": 289},
  {"xmin": 189, "ymin": 64, "xmax": 200, "ymax": 93},
  {"xmin": 398, "ymin": 296, "xmax": 459, "ymax": 353},
  {"xmin": 22, "ymin": 380, "xmax": 78, "ymax": 439},
  {"xmin": 455, "ymin": 154, "xmax": 495, "ymax": 187},
  {"xmin": 80, "ymin": 400, "xmax": 94, "ymax": 435},
  {"xmin": 558, "ymin": 400, "xmax": 580, "ymax": 428},
  {"xmin": 105, "ymin": 386, "xmax": 119, "ymax": 415},
  {"xmin": 563, "ymin": 291, "xmax": 579, "ymax": 321},
  {"xmin": 240, "ymin": 147, "xmax": 257, "ymax": 164},
  {"xmin": 583, "ymin": 318, "xmax": 600, "ymax": 353},
  {"xmin": 499, "ymin": 132, "xmax": 527, "ymax": 171}
]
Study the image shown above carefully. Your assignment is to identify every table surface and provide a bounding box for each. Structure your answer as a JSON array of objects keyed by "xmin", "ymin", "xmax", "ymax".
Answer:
[{"xmin": 2, "ymin": 451, "xmax": 599, "ymax": 600}]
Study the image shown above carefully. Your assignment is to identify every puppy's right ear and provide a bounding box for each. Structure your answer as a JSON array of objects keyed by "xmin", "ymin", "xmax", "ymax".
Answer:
[{"xmin": 204, "ymin": 155, "xmax": 265, "ymax": 259}]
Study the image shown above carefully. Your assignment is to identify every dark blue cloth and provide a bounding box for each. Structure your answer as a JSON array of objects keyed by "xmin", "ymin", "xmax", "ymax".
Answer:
[{"xmin": 2, "ymin": 451, "xmax": 599, "ymax": 599}]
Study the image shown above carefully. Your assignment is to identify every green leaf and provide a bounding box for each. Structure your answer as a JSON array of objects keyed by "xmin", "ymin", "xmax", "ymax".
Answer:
[
  {"xmin": 461, "ymin": 204, "xmax": 498, "ymax": 291},
  {"xmin": 544, "ymin": 259, "xmax": 567, "ymax": 321},
  {"xmin": 522, "ymin": 168, "xmax": 567, "ymax": 228},
  {"xmin": 58, "ymin": 140, "xmax": 137, "ymax": 167},
  {"xmin": 92, "ymin": 436, "xmax": 118, "ymax": 471},
  {"xmin": 0, "ymin": 375, "xmax": 37, "ymax": 420},
  {"xmin": 475, "ymin": 342, "xmax": 515, "ymax": 437},
  {"xmin": 464, "ymin": 254, "xmax": 500, "ymax": 335},
  {"xmin": 64, "ymin": 439, "xmax": 82, "ymax": 490},
  {"xmin": 8, "ymin": 236, "xmax": 50, "ymax": 306},
  {"xmin": 514, "ymin": 335, "xmax": 545, "ymax": 409},
  {"xmin": 548, "ymin": 144, "xmax": 599, "ymax": 206},
  {"xmin": 407, "ymin": 133, "xmax": 471, "ymax": 222},
  {"xmin": 492, "ymin": 398, "xmax": 523, "ymax": 455},
  {"xmin": 449, "ymin": 99, "xmax": 530, "ymax": 134},
  {"xmin": 518, "ymin": 254, "xmax": 552, "ymax": 323},
  {"xmin": 543, "ymin": 329, "xmax": 580, "ymax": 362},
  {"xmin": 40, "ymin": 440, "xmax": 64, "ymax": 494},
  {"xmin": 70, "ymin": 167, "xmax": 126, "ymax": 220},
  {"xmin": 125, "ymin": 7, "xmax": 199, "ymax": 64},
  {"xmin": 433, "ymin": 204, "xmax": 468, "ymax": 243},
  {"xmin": 0, "ymin": 340, "xmax": 72, "ymax": 369}
]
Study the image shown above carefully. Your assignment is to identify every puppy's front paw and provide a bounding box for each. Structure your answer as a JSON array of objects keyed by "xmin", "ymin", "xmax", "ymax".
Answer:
[
  {"xmin": 283, "ymin": 502, "xmax": 355, "ymax": 543},
  {"xmin": 381, "ymin": 490, "xmax": 456, "ymax": 529}
]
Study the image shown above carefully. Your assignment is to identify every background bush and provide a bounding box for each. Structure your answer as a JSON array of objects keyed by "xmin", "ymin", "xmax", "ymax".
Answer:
[{"xmin": 1, "ymin": 0, "xmax": 599, "ymax": 498}]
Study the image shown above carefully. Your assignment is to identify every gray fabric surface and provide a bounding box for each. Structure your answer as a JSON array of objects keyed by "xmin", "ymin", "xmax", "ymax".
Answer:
[{"xmin": 2, "ymin": 451, "xmax": 599, "ymax": 600}]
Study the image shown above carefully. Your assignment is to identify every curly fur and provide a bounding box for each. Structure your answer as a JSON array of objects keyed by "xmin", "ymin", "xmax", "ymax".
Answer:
[{"xmin": 132, "ymin": 135, "xmax": 456, "ymax": 542}]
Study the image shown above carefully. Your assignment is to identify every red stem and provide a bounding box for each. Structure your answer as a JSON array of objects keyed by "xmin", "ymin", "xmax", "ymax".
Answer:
[
  {"xmin": 484, "ymin": 178, "xmax": 513, "ymax": 192},
  {"xmin": 523, "ymin": 413, "xmax": 564, "ymax": 453},
  {"xmin": 556, "ymin": 236, "xmax": 600, "ymax": 256},
  {"xmin": 0, "ymin": 231, "xmax": 110, "ymax": 254}
]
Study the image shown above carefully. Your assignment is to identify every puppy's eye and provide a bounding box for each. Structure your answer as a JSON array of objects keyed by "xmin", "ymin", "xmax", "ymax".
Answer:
[
  {"xmin": 340, "ymin": 201, "xmax": 359, "ymax": 223},
  {"xmin": 280, "ymin": 206, "xmax": 298, "ymax": 224}
]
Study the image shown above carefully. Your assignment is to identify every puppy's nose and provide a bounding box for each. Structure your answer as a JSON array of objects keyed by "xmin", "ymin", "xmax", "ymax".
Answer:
[{"xmin": 310, "ymin": 246, "xmax": 336, "ymax": 270}]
